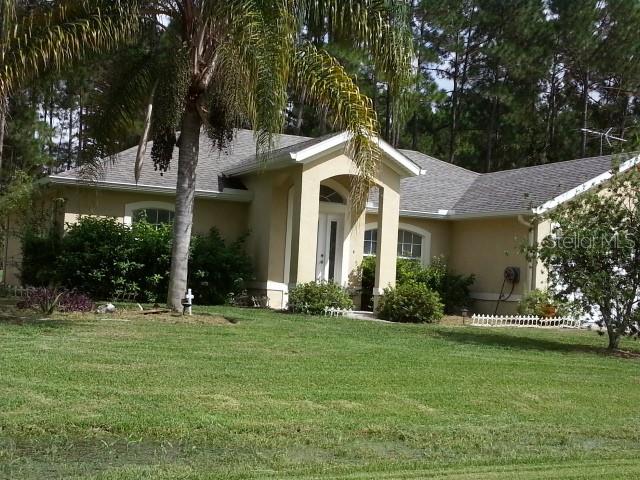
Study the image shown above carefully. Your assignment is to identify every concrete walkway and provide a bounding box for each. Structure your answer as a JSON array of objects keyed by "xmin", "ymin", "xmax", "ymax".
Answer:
[{"xmin": 344, "ymin": 310, "xmax": 395, "ymax": 324}]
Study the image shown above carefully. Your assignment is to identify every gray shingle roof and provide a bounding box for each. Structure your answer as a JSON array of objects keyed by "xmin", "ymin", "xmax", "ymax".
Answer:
[
  {"xmin": 367, "ymin": 150, "xmax": 480, "ymax": 213},
  {"xmin": 451, "ymin": 153, "xmax": 633, "ymax": 215},
  {"xmin": 52, "ymin": 129, "xmax": 313, "ymax": 192},
  {"xmin": 51, "ymin": 129, "xmax": 634, "ymax": 217}
]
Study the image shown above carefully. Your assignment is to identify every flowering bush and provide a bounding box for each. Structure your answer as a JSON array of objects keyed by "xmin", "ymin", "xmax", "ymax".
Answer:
[{"xmin": 17, "ymin": 288, "xmax": 93, "ymax": 315}]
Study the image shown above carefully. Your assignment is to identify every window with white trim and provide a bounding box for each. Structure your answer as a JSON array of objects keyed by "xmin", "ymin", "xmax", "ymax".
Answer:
[
  {"xmin": 364, "ymin": 229, "xmax": 378, "ymax": 255},
  {"xmin": 397, "ymin": 229, "xmax": 422, "ymax": 259},
  {"xmin": 363, "ymin": 228, "xmax": 424, "ymax": 261},
  {"xmin": 132, "ymin": 208, "xmax": 174, "ymax": 226}
]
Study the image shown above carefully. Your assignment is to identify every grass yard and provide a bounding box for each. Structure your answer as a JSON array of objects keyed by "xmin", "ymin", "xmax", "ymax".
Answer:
[{"xmin": 0, "ymin": 305, "xmax": 639, "ymax": 479}]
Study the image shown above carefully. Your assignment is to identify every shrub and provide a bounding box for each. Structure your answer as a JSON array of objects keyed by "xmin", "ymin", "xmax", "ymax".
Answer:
[
  {"xmin": 190, "ymin": 229, "xmax": 254, "ymax": 305},
  {"xmin": 517, "ymin": 288, "xmax": 576, "ymax": 318},
  {"xmin": 56, "ymin": 217, "xmax": 138, "ymax": 299},
  {"xmin": 288, "ymin": 281, "xmax": 354, "ymax": 315},
  {"xmin": 377, "ymin": 281, "xmax": 443, "ymax": 323},
  {"xmin": 20, "ymin": 227, "xmax": 61, "ymax": 287},
  {"xmin": 130, "ymin": 221, "xmax": 172, "ymax": 303},
  {"xmin": 17, "ymin": 288, "xmax": 93, "ymax": 314},
  {"xmin": 21, "ymin": 218, "xmax": 254, "ymax": 304},
  {"xmin": 361, "ymin": 256, "xmax": 473, "ymax": 314}
]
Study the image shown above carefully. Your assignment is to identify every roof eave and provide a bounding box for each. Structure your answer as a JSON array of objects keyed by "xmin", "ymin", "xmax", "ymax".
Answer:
[
  {"xmin": 48, "ymin": 176, "xmax": 254, "ymax": 202},
  {"xmin": 533, "ymin": 153, "xmax": 640, "ymax": 215},
  {"xmin": 366, "ymin": 206, "xmax": 534, "ymax": 220}
]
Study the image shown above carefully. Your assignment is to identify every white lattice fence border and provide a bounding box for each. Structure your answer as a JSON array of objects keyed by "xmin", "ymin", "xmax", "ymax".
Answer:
[
  {"xmin": 323, "ymin": 307, "xmax": 354, "ymax": 317},
  {"xmin": 470, "ymin": 314, "xmax": 580, "ymax": 328},
  {"xmin": 0, "ymin": 285, "xmax": 32, "ymax": 298}
]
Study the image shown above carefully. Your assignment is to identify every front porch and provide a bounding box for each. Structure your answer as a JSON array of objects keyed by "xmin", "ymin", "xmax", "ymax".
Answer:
[{"xmin": 239, "ymin": 136, "xmax": 422, "ymax": 310}]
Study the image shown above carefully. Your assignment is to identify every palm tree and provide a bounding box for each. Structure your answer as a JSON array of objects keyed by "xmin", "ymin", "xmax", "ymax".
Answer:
[{"xmin": 1, "ymin": 0, "xmax": 412, "ymax": 311}]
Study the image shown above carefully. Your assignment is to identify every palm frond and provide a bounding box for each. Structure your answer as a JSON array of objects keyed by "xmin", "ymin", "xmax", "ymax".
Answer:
[
  {"xmin": 87, "ymin": 48, "xmax": 158, "ymax": 155},
  {"xmin": 135, "ymin": 80, "xmax": 158, "ymax": 184},
  {"xmin": 0, "ymin": 0, "xmax": 16, "ymax": 43},
  {"xmin": 150, "ymin": 44, "xmax": 191, "ymax": 173},
  {"xmin": 0, "ymin": 0, "xmax": 142, "ymax": 98},
  {"xmin": 292, "ymin": 42, "xmax": 380, "ymax": 207},
  {"xmin": 299, "ymin": 0, "xmax": 413, "ymax": 138},
  {"xmin": 250, "ymin": 2, "xmax": 297, "ymax": 154}
]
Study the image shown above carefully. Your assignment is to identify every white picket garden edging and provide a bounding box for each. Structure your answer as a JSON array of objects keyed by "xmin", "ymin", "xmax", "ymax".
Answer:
[
  {"xmin": 470, "ymin": 314, "xmax": 580, "ymax": 328},
  {"xmin": 323, "ymin": 307, "xmax": 354, "ymax": 317}
]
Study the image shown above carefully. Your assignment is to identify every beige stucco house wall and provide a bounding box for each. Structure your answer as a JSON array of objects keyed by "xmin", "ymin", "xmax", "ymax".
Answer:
[
  {"xmin": 3, "ymin": 135, "xmax": 420, "ymax": 311},
  {"xmin": 449, "ymin": 217, "xmax": 531, "ymax": 314},
  {"xmin": 4, "ymin": 129, "xmax": 635, "ymax": 317}
]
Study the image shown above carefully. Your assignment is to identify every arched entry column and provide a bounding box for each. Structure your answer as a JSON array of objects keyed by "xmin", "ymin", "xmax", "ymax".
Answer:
[{"xmin": 373, "ymin": 177, "xmax": 400, "ymax": 309}]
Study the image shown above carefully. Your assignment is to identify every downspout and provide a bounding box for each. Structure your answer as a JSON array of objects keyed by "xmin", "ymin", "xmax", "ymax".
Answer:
[{"xmin": 518, "ymin": 215, "xmax": 534, "ymax": 294}]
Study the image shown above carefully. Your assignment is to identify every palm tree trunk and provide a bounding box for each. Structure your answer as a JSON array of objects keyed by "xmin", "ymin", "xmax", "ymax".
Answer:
[
  {"xmin": 167, "ymin": 104, "xmax": 201, "ymax": 311},
  {"xmin": 0, "ymin": 96, "xmax": 6, "ymax": 178}
]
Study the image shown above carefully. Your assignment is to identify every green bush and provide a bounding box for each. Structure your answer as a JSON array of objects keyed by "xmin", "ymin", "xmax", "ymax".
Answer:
[
  {"xmin": 190, "ymin": 229, "xmax": 254, "ymax": 305},
  {"xmin": 361, "ymin": 256, "xmax": 474, "ymax": 314},
  {"xmin": 20, "ymin": 227, "xmax": 61, "ymax": 287},
  {"xmin": 377, "ymin": 281, "xmax": 444, "ymax": 323},
  {"xmin": 517, "ymin": 288, "xmax": 577, "ymax": 318},
  {"xmin": 288, "ymin": 281, "xmax": 354, "ymax": 315},
  {"xmin": 56, "ymin": 217, "xmax": 138, "ymax": 299},
  {"xmin": 21, "ymin": 217, "xmax": 253, "ymax": 304},
  {"xmin": 130, "ymin": 221, "xmax": 173, "ymax": 303}
]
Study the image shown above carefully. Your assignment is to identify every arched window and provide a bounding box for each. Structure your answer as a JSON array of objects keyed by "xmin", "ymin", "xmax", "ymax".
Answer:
[
  {"xmin": 124, "ymin": 201, "xmax": 175, "ymax": 227},
  {"xmin": 132, "ymin": 208, "xmax": 174, "ymax": 226},
  {"xmin": 319, "ymin": 185, "xmax": 345, "ymax": 204}
]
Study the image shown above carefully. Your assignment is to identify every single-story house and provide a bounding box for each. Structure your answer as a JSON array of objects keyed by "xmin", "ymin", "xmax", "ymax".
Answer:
[{"xmin": 3, "ymin": 129, "xmax": 639, "ymax": 313}]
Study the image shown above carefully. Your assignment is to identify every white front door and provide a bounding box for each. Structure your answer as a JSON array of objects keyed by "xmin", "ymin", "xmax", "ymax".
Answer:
[{"xmin": 315, "ymin": 210, "xmax": 344, "ymax": 283}]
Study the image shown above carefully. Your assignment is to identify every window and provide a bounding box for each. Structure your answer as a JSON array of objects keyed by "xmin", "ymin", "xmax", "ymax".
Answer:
[
  {"xmin": 319, "ymin": 185, "xmax": 345, "ymax": 204},
  {"xmin": 364, "ymin": 229, "xmax": 378, "ymax": 255},
  {"xmin": 397, "ymin": 229, "xmax": 422, "ymax": 259},
  {"xmin": 132, "ymin": 208, "xmax": 174, "ymax": 226},
  {"xmin": 363, "ymin": 228, "xmax": 425, "ymax": 261}
]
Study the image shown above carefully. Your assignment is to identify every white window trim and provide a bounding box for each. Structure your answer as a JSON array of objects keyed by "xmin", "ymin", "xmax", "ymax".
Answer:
[
  {"xmin": 364, "ymin": 222, "xmax": 432, "ymax": 266},
  {"xmin": 124, "ymin": 201, "xmax": 175, "ymax": 226}
]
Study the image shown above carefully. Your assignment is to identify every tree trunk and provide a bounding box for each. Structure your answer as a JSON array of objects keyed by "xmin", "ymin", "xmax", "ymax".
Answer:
[
  {"xmin": 581, "ymin": 71, "xmax": 589, "ymax": 157},
  {"xmin": 0, "ymin": 102, "xmax": 9, "ymax": 286},
  {"xmin": 167, "ymin": 104, "xmax": 202, "ymax": 312},
  {"xmin": 485, "ymin": 95, "xmax": 499, "ymax": 172},
  {"xmin": 449, "ymin": 33, "xmax": 460, "ymax": 164},
  {"xmin": 546, "ymin": 55, "xmax": 558, "ymax": 161},
  {"xmin": 384, "ymin": 83, "xmax": 391, "ymax": 141},
  {"xmin": 294, "ymin": 103, "xmax": 304, "ymax": 135},
  {"xmin": 0, "ymin": 96, "xmax": 6, "ymax": 179},
  {"xmin": 607, "ymin": 330, "xmax": 620, "ymax": 350}
]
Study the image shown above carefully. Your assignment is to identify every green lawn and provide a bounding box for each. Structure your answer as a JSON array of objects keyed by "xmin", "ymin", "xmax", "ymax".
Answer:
[{"xmin": 0, "ymin": 306, "xmax": 639, "ymax": 479}]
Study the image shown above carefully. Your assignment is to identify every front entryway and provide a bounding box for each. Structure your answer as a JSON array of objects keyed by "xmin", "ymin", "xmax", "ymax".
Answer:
[{"xmin": 315, "ymin": 210, "xmax": 344, "ymax": 283}]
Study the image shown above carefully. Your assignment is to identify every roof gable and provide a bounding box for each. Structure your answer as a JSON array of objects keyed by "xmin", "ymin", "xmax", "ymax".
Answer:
[{"xmin": 223, "ymin": 132, "xmax": 422, "ymax": 177}]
